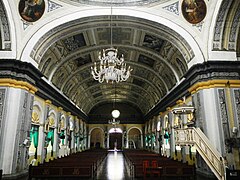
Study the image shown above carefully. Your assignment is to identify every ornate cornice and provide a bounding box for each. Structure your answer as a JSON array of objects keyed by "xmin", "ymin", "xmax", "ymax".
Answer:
[
  {"xmin": 189, "ymin": 80, "xmax": 240, "ymax": 94},
  {"xmin": 0, "ymin": 59, "xmax": 42, "ymax": 80},
  {"xmin": 0, "ymin": 78, "xmax": 37, "ymax": 94}
]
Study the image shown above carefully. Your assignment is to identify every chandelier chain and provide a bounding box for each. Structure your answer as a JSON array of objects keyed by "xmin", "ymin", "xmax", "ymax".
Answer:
[
  {"xmin": 110, "ymin": 3, "xmax": 113, "ymax": 47},
  {"xmin": 90, "ymin": 0, "xmax": 132, "ymax": 83}
]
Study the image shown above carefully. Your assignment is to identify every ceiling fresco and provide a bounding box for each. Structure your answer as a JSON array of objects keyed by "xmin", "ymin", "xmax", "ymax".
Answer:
[{"xmin": 34, "ymin": 15, "xmax": 191, "ymax": 121}]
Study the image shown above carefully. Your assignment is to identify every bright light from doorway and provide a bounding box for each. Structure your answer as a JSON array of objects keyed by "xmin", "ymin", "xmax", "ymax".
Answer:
[{"xmin": 109, "ymin": 127, "xmax": 123, "ymax": 133}]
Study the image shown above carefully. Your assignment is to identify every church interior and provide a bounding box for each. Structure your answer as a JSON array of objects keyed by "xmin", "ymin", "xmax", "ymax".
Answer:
[{"xmin": 0, "ymin": 0, "xmax": 240, "ymax": 179}]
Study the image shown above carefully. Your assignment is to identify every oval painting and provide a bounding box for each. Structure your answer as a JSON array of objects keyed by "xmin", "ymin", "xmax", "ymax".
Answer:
[
  {"xmin": 182, "ymin": 0, "xmax": 207, "ymax": 24},
  {"xmin": 19, "ymin": 0, "xmax": 45, "ymax": 22}
]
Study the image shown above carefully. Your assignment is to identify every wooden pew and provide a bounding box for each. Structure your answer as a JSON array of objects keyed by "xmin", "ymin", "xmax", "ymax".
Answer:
[
  {"xmin": 123, "ymin": 149, "xmax": 195, "ymax": 179},
  {"xmin": 29, "ymin": 149, "xmax": 108, "ymax": 179}
]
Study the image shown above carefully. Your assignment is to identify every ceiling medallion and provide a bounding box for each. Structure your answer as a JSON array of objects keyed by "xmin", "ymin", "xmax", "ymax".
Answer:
[{"xmin": 91, "ymin": 5, "xmax": 132, "ymax": 83}]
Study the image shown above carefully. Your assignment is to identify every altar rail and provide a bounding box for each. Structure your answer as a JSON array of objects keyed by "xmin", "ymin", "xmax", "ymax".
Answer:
[{"xmin": 174, "ymin": 127, "xmax": 226, "ymax": 180}]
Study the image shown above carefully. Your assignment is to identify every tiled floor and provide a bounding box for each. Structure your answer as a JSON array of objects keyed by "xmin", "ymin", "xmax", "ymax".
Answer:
[{"xmin": 97, "ymin": 150, "xmax": 132, "ymax": 180}]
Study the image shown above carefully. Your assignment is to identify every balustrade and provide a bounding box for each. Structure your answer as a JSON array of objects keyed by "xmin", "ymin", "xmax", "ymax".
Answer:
[{"xmin": 174, "ymin": 127, "xmax": 226, "ymax": 180}]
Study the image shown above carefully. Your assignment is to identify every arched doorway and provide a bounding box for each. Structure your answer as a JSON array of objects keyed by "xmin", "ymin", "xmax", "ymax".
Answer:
[
  {"xmin": 90, "ymin": 128, "xmax": 104, "ymax": 149},
  {"xmin": 128, "ymin": 128, "xmax": 141, "ymax": 149},
  {"xmin": 109, "ymin": 128, "xmax": 122, "ymax": 150}
]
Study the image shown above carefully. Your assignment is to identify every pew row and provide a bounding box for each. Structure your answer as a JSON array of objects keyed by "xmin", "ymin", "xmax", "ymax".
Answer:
[{"xmin": 28, "ymin": 149, "xmax": 108, "ymax": 179}]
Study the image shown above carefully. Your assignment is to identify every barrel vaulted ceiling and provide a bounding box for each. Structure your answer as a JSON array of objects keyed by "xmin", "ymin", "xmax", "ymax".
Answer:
[{"xmin": 33, "ymin": 13, "xmax": 192, "ymax": 116}]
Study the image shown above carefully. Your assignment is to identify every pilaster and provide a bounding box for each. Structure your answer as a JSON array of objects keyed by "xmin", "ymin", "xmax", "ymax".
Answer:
[{"xmin": 1, "ymin": 87, "xmax": 34, "ymax": 175}]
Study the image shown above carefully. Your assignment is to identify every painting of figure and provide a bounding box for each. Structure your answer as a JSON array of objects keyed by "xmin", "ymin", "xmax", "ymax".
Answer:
[
  {"xmin": 182, "ymin": 0, "xmax": 207, "ymax": 24},
  {"xmin": 19, "ymin": 0, "xmax": 45, "ymax": 22}
]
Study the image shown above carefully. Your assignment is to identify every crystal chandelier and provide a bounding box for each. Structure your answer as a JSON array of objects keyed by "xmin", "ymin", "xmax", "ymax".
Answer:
[{"xmin": 91, "ymin": 5, "xmax": 132, "ymax": 83}]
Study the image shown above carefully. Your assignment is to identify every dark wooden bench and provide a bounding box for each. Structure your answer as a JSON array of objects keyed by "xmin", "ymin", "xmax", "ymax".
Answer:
[
  {"xmin": 123, "ymin": 149, "xmax": 195, "ymax": 179},
  {"xmin": 28, "ymin": 149, "xmax": 108, "ymax": 179},
  {"xmin": 29, "ymin": 165, "xmax": 93, "ymax": 178}
]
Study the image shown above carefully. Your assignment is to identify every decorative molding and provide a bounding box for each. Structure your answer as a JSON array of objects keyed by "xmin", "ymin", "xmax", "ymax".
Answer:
[
  {"xmin": 229, "ymin": 7, "xmax": 240, "ymax": 42},
  {"xmin": 163, "ymin": 1, "xmax": 179, "ymax": 15},
  {"xmin": 213, "ymin": 1, "xmax": 230, "ymax": 41},
  {"xmin": 196, "ymin": 92, "xmax": 204, "ymax": 130},
  {"xmin": 228, "ymin": 5, "xmax": 240, "ymax": 50},
  {"xmin": 48, "ymin": 0, "xmax": 62, "ymax": 12},
  {"xmin": 213, "ymin": 0, "xmax": 232, "ymax": 50},
  {"xmin": 67, "ymin": 0, "xmax": 164, "ymax": 6},
  {"xmin": 218, "ymin": 89, "xmax": 231, "ymax": 154},
  {"xmin": 32, "ymin": 111, "xmax": 40, "ymax": 124},
  {"xmin": 192, "ymin": 21, "xmax": 204, "ymax": 32},
  {"xmin": 0, "ymin": 78, "xmax": 38, "ymax": 94},
  {"xmin": 189, "ymin": 80, "xmax": 240, "ymax": 94}
]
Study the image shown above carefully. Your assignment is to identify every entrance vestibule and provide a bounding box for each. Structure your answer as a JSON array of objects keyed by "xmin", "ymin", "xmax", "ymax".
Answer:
[{"xmin": 109, "ymin": 128, "xmax": 123, "ymax": 150}]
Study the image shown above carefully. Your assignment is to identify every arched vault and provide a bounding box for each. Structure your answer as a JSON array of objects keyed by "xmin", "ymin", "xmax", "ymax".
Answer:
[{"xmin": 20, "ymin": 8, "xmax": 204, "ymax": 122}]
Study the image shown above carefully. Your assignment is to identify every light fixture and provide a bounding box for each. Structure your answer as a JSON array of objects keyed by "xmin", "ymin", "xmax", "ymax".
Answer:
[
  {"xmin": 111, "ymin": 109, "xmax": 120, "ymax": 118},
  {"xmin": 91, "ymin": 3, "xmax": 132, "ymax": 83}
]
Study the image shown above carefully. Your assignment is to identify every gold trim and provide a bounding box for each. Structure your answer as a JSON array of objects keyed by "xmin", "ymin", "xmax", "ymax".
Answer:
[
  {"xmin": 57, "ymin": 107, "xmax": 63, "ymax": 111},
  {"xmin": 45, "ymin": 100, "xmax": 52, "ymax": 105},
  {"xmin": 189, "ymin": 80, "xmax": 240, "ymax": 94},
  {"xmin": 0, "ymin": 78, "xmax": 37, "ymax": 93}
]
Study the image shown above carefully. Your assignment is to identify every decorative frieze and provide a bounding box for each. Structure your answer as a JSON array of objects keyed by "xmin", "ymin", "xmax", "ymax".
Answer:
[
  {"xmin": 213, "ymin": 0, "xmax": 232, "ymax": 50},
  {"xmin": 213, "ymin": 0, "xmax": 231, "ymax": 42},
  {"xmin": 233, "ymin": 89, "xmax": 240, "ymax": 129},
  {"xmin": 196, "ymin": 92, "xmax": 204, "ymax": 130},
  {"xmin": 218, "ymin": 89, "xmax": 230, "ymax": 140},
  {"xmin": 48, "ymin": 0, "xmax": 62, "ymax": 12},
  {"xmin": 228, "ymin": 5, "xmax": 240, "ymax": 50}
]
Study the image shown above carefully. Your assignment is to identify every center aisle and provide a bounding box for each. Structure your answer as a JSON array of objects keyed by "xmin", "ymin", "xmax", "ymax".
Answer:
[{"xmin": 97, "ymin": 150, "xmax": 132, "ymax": 180}]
